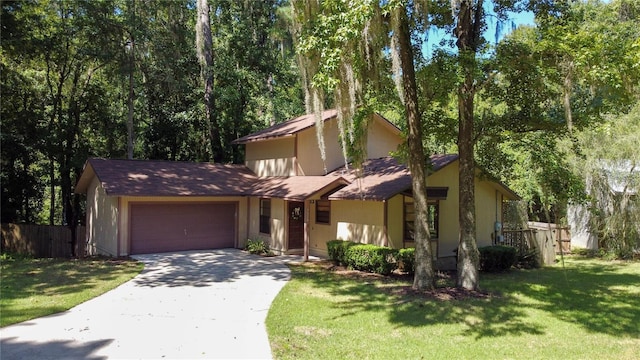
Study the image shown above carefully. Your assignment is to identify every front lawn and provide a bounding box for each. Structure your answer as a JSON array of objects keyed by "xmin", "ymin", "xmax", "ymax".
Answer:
[
  {"xmin": 0, "ymin": 254, "xmax": 143, "ymax": 327},
  {"xmin": 266, "ymin": 257, "xmax": 640, "ymax": 359}
]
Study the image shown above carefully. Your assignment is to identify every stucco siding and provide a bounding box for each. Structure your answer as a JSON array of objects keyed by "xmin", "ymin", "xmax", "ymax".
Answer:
[
  {"xmin": 475, "ymin": 178, "xmax": 501, "ymax": 248},
  {"xmin": 386, "ymin": 195, "xmax": 404, "ymax": 249},
  {"xmin": 268, "ymin": 198, "xmax": 287, "ymax": 253},
  {"xmin": 296, "ymin": 121, "xmax": 344, "ymax": 176},
  {"xmin": 426, "ymin": 161, "xmax": 509, "ymax": 257},
  {"xmin": 308, "ymin": 199, "xmax": 385, "ymax": 257},
  {"xmin": 85, "ymin": 177, "xmax": 119, "ymax": 256},
  {"xmin": 245, "ymin": 137, "xmax": 297, "ymax": 176},
  {"xmin": 118, "ymin": 196, "xmax": 247, "ymax": 256},
  {"xmin": 366, "ymin": 118, "xmax": 403, "ymax": 159},
  {"xmin": 426, "ymin": 164, "xmax": 459, "ymax": 258}
]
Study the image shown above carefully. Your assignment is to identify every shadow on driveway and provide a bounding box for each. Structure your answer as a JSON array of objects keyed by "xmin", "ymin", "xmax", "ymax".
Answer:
[{"xmin": 132, "ymin": 249, "xmax": 292, "ymax": 287}]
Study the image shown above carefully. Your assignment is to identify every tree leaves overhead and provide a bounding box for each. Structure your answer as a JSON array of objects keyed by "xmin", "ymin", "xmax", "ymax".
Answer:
[{"xmin": 1, "ymin": 0, "xmax": 303, "ymax": 224}]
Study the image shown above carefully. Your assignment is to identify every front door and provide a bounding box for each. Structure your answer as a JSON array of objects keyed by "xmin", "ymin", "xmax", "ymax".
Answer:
[{"xmin": 288, "ymin": 201, "xmax": 304, "ymax": 249}]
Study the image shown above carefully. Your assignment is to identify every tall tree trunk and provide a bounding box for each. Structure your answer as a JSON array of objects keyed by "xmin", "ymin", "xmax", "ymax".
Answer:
[
  {"xmin": 395, "ymin": 7, "xmax": 436, "ymax": 291},
  {"xmin": 196, "ymin": 0, "xmax": 219, "ymax": 161},
  {"xmin": 455, "ymin": 0, "xmax": 481, "ymax": 290},
  {"xmin": 127, "ymin": 36, "xmax": 135, "ymax": 160},
  {"xmin": 127, "ymin": 0, "xmax": 136, "ymax": 160}
]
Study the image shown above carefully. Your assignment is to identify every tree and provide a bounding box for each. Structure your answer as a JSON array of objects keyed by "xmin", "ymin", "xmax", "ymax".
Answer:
[
  {"xmin": 196, "ymin": 0, "xmax": 217, "ymax": 161},
  {"xmin": 293, "ymin": 0, "xmax": 437, "ymax": 290}
]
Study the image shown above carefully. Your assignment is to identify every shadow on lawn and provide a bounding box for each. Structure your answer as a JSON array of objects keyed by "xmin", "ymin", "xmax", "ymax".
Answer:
[
  {"xmin": 0, "ymin": 257, "xmax": 138, "ymax": 299},
  {"xmin": 492, "ymin": 260, "xmax": 640, "ymax": 339},
  {"xmin": 292, "ymin": 259, "xmax": 640, "ymax": 339}
]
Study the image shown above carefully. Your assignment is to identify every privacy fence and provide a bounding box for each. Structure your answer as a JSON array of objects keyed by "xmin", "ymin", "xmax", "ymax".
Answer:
[
  {"xmin": 1, "ymin": 223, "xmax": 86, "ymax": 258},
  {"xmin": 500, "ymin": 222, "xmax": 571, "ymax": 266}
]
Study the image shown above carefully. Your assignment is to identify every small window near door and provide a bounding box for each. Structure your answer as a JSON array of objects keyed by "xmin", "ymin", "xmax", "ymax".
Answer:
[
  {"xmin": 316, "ymin": 199, "xmax": 331, "ymax": 224},
  {"xmin": 260, "ymin": 199, "xmax": 271, "ymax": 234},
  {"xmin": 404, "ymin": 198, "xmax": 439, "ymax": 240}
]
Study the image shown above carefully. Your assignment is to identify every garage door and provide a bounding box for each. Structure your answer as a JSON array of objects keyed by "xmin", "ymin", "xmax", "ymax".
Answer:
[{"xmin": 130, "ymin": 203, "xmax": 236, "ymax": 254}]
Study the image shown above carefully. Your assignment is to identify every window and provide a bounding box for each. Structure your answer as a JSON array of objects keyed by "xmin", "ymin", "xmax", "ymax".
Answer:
[
  {"xmin": 259, "ymin": 199, "xmax": 271, "ymax": 234},
  {"xmin": 404, "ymin": 197, "xmax": 439, "ymax": 240},
  {"xmin": 315, "ymin": 199, "xmax": 331, "ymax": 224},
  {"xmin": 315, "ymin": 185, "xmax": 346, "ymax": 225}
]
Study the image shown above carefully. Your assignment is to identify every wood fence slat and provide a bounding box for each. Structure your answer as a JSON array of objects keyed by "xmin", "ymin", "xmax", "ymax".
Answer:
[{"xmin": 1, "ymin": 223, "xmax": 86, "ymax": 258}]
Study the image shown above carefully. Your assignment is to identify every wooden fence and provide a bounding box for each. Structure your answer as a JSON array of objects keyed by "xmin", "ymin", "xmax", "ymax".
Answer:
[
  {"xmin": 499, "ymin": 222, "xmax": 572, "ymax": 266},
  {"xmin": 1, "ymin": 223, "xmax": 86, "ymax": 258}
]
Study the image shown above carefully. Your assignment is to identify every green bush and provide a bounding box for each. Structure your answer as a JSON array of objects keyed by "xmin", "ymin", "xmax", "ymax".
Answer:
[
  {"xmin": 516, "ymin": 249, "xmax": 540, "ymax": 269},
  {"xmin": 478, "ymin": 245, "xmax": 517, "ymax": 272},
  {"xmin": 397, "ymin": 248, "xmax": 415, "ymax": 274},
  {"xmin": 344, "ymin": 244, "xmax": 398, "ymax": 275},
  {"xmin": 245, "ymin": 238, "xmax": 271, "ymax": 255},
  {"xmin": 327, "ymin": 240, "xmax": 355, "ymax": 265}
]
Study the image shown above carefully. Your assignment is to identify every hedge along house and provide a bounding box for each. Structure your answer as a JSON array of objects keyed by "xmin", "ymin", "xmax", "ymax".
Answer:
[{"xmin": 75, "ymin": 109, "xmax": 519, "ymax": 269}]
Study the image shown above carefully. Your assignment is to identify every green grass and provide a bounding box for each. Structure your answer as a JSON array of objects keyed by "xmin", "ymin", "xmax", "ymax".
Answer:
[
  {"xmin": 0, "ymin": 254, "xmax": 143, "ymax": 327},
  {"xmin": 266, "ymin": 257, "xmax": 640, "ymax": 360}
]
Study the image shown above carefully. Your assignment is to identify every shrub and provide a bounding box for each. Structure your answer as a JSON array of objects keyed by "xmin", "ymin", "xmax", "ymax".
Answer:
[
  {"xmin": 516, "ymin": 249, "xmax": 540, "ymax": 269},
  {"xmin": 327, "ymin": 240, "xmax": 355, "ymax": 265},
  {"xmin": 478, "ymin": 245, "xmax": 517, "ymax": 272},
  {"xmin": 396, "ymin": 248, "xmax": 415, "ymax": 274},
  {"xmin": 245, "ymin": 238, "xmax": 271, "ymax": 255},
  {"xmin": 344, "ymin": 244, "xmax": 398, "ymax": 275}
]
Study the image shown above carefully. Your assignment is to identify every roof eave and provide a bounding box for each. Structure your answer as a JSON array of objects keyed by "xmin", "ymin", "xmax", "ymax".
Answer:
[{"xmin": 74, "ymin": 160, "xmax": 97, "ymax": 195}]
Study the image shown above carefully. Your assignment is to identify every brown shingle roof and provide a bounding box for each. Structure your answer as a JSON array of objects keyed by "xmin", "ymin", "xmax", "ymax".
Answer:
[
  {"xmin": 75, "ymin": 158, "xmax": 349, "ymax": 200},
  {"xmin": 231, "ymin": 109, "xmax": 338, "ymax": 144},
  {"xmin": 75, "ymin": 158, "xmax": 260, "ymax": 197},
  {"xmin": 253, "ymin": 176, "xmax": 349, "ymax": 201},
  {"xmin": 328, "ymin": 154, "xmax": 459, "ymax": 201}
]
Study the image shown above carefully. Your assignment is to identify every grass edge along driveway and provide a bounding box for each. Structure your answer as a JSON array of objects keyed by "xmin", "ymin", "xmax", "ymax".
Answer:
[
  {"xmin": 1, "ymin": 254, "xmax": 143, "ymax": 327},
  {"xmin": 266, "ymin": 257, "xmax": 640, "ymax": 360}
]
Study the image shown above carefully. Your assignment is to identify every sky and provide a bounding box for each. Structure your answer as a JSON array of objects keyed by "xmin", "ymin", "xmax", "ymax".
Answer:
[{"xmin": 423, "ymin": 8, "xmax": 536, "ymax": 58}]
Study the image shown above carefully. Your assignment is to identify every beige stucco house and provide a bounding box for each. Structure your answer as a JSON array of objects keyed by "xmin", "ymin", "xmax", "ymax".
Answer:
[{"xmin": 75, "ymin": 109, "xmax": 519, "ymax": 269}]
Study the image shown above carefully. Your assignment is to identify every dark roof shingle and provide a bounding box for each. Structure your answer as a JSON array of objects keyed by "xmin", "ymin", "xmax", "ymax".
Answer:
[
  {"xmin": 232, "ymin": 109, "xmax": 338, "ymax": 144},
  {"xmin": 77, "ymin": 158, "xmax": 260, "ymax": 197},
  {"xmin": 328, "ymin": 154, "xmax": 459, "ymax": 201}
]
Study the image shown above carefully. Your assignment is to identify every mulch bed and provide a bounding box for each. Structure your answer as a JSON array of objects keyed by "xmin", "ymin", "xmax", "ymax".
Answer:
[{"xmin": 294, "ymin": 259, "xmax": 494, "ymax": 301}]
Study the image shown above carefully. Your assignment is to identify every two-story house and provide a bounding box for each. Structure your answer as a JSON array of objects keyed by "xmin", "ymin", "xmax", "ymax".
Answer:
[{"xmin": 75, "ymin": 109, "xmax": 519, "ymax": 269}]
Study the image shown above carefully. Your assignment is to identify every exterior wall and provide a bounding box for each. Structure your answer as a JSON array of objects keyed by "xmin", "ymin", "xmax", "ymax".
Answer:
[
  {"xmin": 568, "ymin": 204, "xmax": 598, "ymax": 249},
  {"xmin": 296, "ymin": 120, "xmax": 344, "ymax": 175},
  {"xmin": 386, "ymin": 194, "xmax": 405, "ymax": 249},
  {"xmin": 426, "ymin": 164, "xmax": 460, "ymax": 259},
  {"xmin": 475, "ymin": 179, "xmax": 503, "ymax": 247},
  {"xmin": 309, "ymin": 199, "xmax": 386, "ymax": 257},
  {"xmin": 269, "ymin": 198, "xmax": 287, "ymax": 253},
  {"xmin": 118, "ymin": 196, "xmax": 248, "ymax": 256},
  {"xmin": 245, "ymin": 137, "xmax": 297, "ymax": 177},
  {"xmin": 427, "ymin": 161, "xmax": 509, "ymax": 263},
  {"xmin": 296, "ymin": 116, "xmax": 403, "ymax": 176},
  {"xmin": 366, "ymin": 117, "xmax": 403, "ymax": 159},
  {"xmin": 85, "ymin": 177, "xmax": 119, "ymax": 256}
]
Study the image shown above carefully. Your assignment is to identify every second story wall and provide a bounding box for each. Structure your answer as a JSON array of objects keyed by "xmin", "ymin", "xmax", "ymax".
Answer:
[
  {"xmin": 297, "ymin": 114, "xmax": 404, "ymax": 176},
  {"xmin": 367, "ymin": 115, "xmax": 403, "ymax": 159},
  {"xmin": 245, "ymin": 137, "xmax": 297, "ymax": 177},
  {"xmin": 297, "ymin": 118, "xmax": 345, "ymax": 176},
  {"xmin": 243, "ymin": 113, "xmax": 404, "ymax": 177}
]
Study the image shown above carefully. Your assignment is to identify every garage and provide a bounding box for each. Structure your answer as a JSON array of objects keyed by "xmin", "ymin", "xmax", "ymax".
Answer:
[{"xmin": 130, "ymin": 202, "xmax": 236, "ymax": 254}]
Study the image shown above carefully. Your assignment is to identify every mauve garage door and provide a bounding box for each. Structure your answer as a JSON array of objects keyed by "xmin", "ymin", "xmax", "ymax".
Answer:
[{"xmin": 130, "ymin": 203, "xmax": 236, "ymax": 255}]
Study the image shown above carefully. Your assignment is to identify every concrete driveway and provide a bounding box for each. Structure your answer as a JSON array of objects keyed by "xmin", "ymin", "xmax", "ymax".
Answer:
[{"xmin": 0, "ymin": 249, "xmax": 292, "ymax": 359}]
